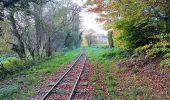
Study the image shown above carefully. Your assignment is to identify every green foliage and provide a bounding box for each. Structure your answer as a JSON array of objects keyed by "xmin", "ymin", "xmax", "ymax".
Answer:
[
  {"xmin": 163, "ymin": 53, "xmax": 170, "ymax": 59},
  {"xmin": 92, "ymin": 75, "xmax": 98, "ymax": 83},
  {"xmin": 93, "ymin": 87, "xmax": 105, "ymax": 100},
  {"xmin": 88, "ymin": 0, "xmax": 169, "ymax": 51},
  {"xmin": 20, "ymin": 49, "xmax": 80, "ymax": 98},
  {"xmin": 87, "ymin": 47, "xmax": 120, "ymax": 99},
  {"xmin": 87, "ymin": 47, "xmax": 152, "ymax": 99},
  {"xmin": 114, "ymin": 17, "xmax": 161, "ymax": 51},
  {"xmin": 129, "ymin": 89, "xmax": 144, "ymax": 96},
  {"xmin": 102, "ymin": 48, "xmax": 129, "ymax": 60},
  {"xmin": 153, "ymin": 34, "xmax": 170, "ymax": 41},
  {"xmin": 90, "ymin": 44, "xmax": 109, "ymax": 49},
  {"xmin": 0, "ymin": 55, "xmax": 19, "ymax": 78},
  {"xmin": 3, "ymin": 58, "xmax": 20, "ymax": 69},
  {"xmin": 0, "ymin": 83, "xmax": 19, "ymax": 99},
  {"xmin": 0, "ymin": 49, "xmax": 81, "ymax": 99},
  {"xmin": 134, "ymin": 34, "xmax": 170, "ymax": 58},
  {"xmin": 161, "ymin": 49, "xmax": 170, "ymax": 67},
  {"xmin": 134, "ymin": 34, "xmax": 170, "ymax": 67},
  {"xmin": 104, "ymin": 76, "xmax": 117, "ymax": 92},
  {"xmin": 145, "ymin": 47, "xmax": 169, "ymax": 58},
  {"xmin": 161, "ymin": 58, "xmax": 170, "ymax": 67},
  {"xmin": 127, "ymin": 88, "xmax": 149, "ymax": 100},
  {"xmin": 0, "ymin": 54, "xmax": 16, "ymax": 63},
  {"xmin": 135, "ymin": 44, "xmax": 170, "ymax": 59},
  {"xmin": 0, "ymin": 52, "xmax": 52, "ymax": 77}
]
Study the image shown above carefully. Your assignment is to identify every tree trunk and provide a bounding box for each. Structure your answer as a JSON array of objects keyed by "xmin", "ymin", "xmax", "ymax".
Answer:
[
  {"xmin": 165, "ymin": 12, "xmax": 170, "ymax": 33},
  {"xmin": 107, "ymin": 30, "xmax": 114, "ymax": 48},
  {"xmin": 33, "ymin": 4, "xmax": 43, "ymax": 57},
  {"xmin": 46, "ymin": 37, "xmax": 52, "ymax": 57},
  {"xmin": 9, "ymin": 12, "xmax": 26, "ymax": 59},
  {"xmin": 26, "ymin": 44, "xmax": 35, "ymax": 60},
  {"xmin": 165, "ymin": 0, "xmax": 170, "ymax": 33}
]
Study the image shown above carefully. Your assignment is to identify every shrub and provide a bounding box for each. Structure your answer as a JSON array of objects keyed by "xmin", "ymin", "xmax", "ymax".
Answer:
[
  {"xmin": 102, "ymin": 48, "xmax": 129, "ymax": 60},
  {"xmin": 113, "ymin": 17, "xmax": 161, "ymax": 51},
  {"xmin": 161, "ymin": 58, "xmax": 170, "ymax": 67},
  {"xmin": 163, "ymin": 53, "xmax": 170, "ymax": 59},
  {"xmin": 129, "ymin": 89, "xmax": 144, "ymax": 96},
  {"xmin": 133, "ymin": 34, "xmax": 170, "ymax": 67},
  {"xmin": 3, "ymin": 58, "xmax": 20, "ymax": 69},
  {"xmin": 104, "ymin": 76, "xmax": 117, "ymax": 86},
  {"xmin": 0, "ymin": 83, "xmax": 19, "ymax": 99}
]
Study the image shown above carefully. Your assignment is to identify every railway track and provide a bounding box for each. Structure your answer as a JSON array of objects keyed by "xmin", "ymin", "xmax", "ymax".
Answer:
[{"xmin": 41, "ymin": 52, "xmax": 87, "ymax": 100}]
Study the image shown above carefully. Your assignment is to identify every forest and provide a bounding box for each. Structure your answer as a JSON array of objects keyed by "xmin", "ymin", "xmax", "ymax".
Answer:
[{"xmin": 0, "ymin": 0, "xmax": 170, "ymax": 100}]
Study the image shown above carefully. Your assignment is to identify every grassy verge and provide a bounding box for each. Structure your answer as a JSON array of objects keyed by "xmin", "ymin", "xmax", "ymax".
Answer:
[
  {"xmin": 87, "ymin": 47, "xmax": 149, "ymax": 100},
  {"xmin": 87, "ymin": 47, "xmax": 118, "ymax": 99},
  {"xmin": 0, "ymin": 48, "xmax": 81, "ymax": 100}
]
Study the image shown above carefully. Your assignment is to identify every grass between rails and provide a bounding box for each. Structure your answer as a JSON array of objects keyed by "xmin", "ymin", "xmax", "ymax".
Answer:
[
  {"xmin": 0, "ymin": 48, "xmax": 81, "ymax": 100},
  {"xmin": 87, "ymin": 47, "xmax": 150, "ymax": 100}
]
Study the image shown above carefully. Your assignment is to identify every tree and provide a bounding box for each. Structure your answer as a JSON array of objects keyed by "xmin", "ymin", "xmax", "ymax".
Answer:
[
  {"xmin": 0, "ymin": 0, "xmax": 82, "ymax": 59},
  {"xmin": 8, "ymin": 11, "xmax": 26, "ymax": 59},
  {"xmin": 0, "ymin": 0, "xmax": 37, "ymax": 59},
  {"xmin": 43, "ymin": 1, "xmax": 82, "ymax": 55},
  {"xmin": 86, "ymin": 0, "xmax": 170, "ymax": 51},
  {"xmin": 163, "ymin": 0, "xmax": 170, "ymax": 33}
]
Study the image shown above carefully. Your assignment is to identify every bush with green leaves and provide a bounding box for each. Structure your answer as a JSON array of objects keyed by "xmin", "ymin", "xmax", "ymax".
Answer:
[
  {"xmin": 113, "ymin": 17, "xmax": 164, "ymax": 52},
  {"xmin": 3, "ymin": 58, "xmax": 20, "ymax": 69},
  {"xmin": 161, "ymin": 58, "xmax": 170, "ymax": 67},
  {"xmin": 134, "ymin": 43, "xmax": 170, "ymax": 59},
  {"xmin": 0, "ymin": 83, "xmax": 19, "ymax": 99},
  {"xmin": 134, "ymin": 34, "xmax": 170, "ymax": 67},
  {"xmin": 102, "ymin": 48, "xmax": 129, "ymax": 60},
  {"xmin": 161, "ymin": 53, "xmax": 170, "ymax": 67}
]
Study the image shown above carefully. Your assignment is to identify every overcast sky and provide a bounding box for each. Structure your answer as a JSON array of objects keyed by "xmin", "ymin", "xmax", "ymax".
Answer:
[{"xmin": 75, "ymin": 0, "xmax": 107, "ymax": 35}]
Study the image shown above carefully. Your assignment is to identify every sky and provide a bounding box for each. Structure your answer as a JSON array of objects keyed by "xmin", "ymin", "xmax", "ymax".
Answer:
[{"xmin": 75, "ymin": 0, "xmax": 107, "ymax": 35}]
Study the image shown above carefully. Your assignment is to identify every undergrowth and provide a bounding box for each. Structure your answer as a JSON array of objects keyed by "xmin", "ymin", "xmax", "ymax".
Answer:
[
  {"xmin": 0, "ymin": 83, "xmax": 19, "ymax": 99},
  {"xmin": 0, "ymin": 49, "xmax": 81, "ymax": 99},
  {"xmin": 102, "ymin": 48, "xmax": 129, "ymax": 60},
  {"xmin": 134, "ymin": 34, "xmax": 170, "ymax": 67}
]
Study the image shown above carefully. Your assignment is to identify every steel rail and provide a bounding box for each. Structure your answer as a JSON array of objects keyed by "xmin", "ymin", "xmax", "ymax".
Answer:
[
  {"xmin": 68, "ymin": 54, "xmax": 86, "ymax": 100},
  {"xmin": 41, "ymin": 52, "xmax": 83, "ymax": 100}
]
